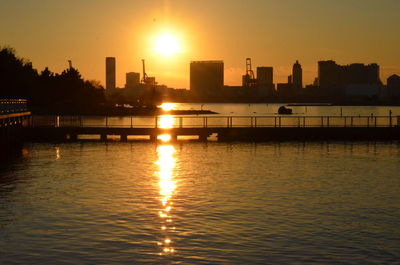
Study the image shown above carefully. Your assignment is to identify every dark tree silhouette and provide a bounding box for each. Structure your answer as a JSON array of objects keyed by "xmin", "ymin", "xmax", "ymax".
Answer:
[
  {"xmin": 0, "ymin": 46, "xmax": 105, "ymax": 114},
  {"xmin": 0, "ymin": 47, "xmax": 38, "ymax": 99}
]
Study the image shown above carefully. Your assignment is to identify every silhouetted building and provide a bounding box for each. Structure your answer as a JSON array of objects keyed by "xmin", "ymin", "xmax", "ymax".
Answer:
[
  {"xmin": 125, "ymin": 72, "xmax": 140, "ymax": 89},
  {"xmin": 318, "ymin": 61, "xmax": 381, "ymax": 88},
  {"xmin": 344, "ymin": 84, "xmax": 380, "ymax": 99},
  {"xmin": 318, "ymin": 60, "xmax": 340, "ymax": 88},
  {"xmin": 106, "ymin": 57, "xmax": 116, "ymax": 90},
  {"xmin": 318, "ymin": 60, "xmax": 381, "ymax": 98},
  {"xmin": 277, "ymin": 83, "xmax": 292, "ymax": 97},
  {"xmin": 223, "ymin": 86, "xmax": 245, "ymax": 98},
  {"xmin": 342, "ymin": 63, "xmax": 380, "ymax": 85},
  {"xmin": 387, "ymin": 74, "xmax": 400, "ymax": 99},
  {"xmin": 292, "ymin": 60, "xmax": 302, "ymax": 89},
  {"xmin": 146, "ymin": 77, "xmax": 156, "ymax": 86},
  {"xmin": 190, "ymin": 61, "xmax": 224, "ymax": 97},
  {"xmin": 257, "ymin": 67, "xmax": 274, "ymax": 96}
]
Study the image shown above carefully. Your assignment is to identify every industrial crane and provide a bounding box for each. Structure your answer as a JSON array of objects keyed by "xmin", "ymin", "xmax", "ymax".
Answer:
[
  {"xmin": 141, "ymin": 59, "xmax": 149, "ymax": 84},
  {"xmin": 243, "ymin": 58, "xmax": 257, "ymax": 88}
]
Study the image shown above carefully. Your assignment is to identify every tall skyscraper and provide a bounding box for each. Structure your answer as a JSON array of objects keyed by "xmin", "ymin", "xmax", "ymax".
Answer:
[
  {"xmin": 106, "ymin": 57, "xmax": 116, "ymax": 90},
  {"xmin": 190, "ymin": 61, "xmax": 224, "ymax": 97},
  {"xmin": 292, "ymin": 60, "xmax": 302, "ymax": 89}
]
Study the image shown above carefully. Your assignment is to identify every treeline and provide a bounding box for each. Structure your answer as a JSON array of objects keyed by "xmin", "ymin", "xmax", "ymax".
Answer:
[{"xmin": 0, "ymin": 47, "xmax": 105, "ymax": 114}]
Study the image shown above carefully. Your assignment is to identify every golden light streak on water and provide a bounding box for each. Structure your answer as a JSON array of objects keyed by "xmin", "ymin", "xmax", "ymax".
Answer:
[
  {"xmin": 157, "ymin": 134, "xmax": 171, "ymax": 142},
  {"xmin": 155, "ymin": 144, "xmax": 177, "ymax": 255},
  {"xmin": 55, "ymin": 147, "xmax": 61, "ymax": 160}
]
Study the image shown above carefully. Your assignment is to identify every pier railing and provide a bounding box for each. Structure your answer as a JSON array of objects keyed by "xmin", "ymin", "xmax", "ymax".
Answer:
[
  {"xmin": 30, "ymin": 115, "xmax": 400, "ymax": 129},
  {"xmin": 0, "ymin": 99, "xmax": 28, "ymax": 114}
]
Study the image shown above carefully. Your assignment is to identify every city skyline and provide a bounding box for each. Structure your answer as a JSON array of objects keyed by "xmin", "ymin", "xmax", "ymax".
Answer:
[
  {"xmin": 1, "ymin": 0, "xmax": 399, "ymax": 88},
  {"xmin": 2, "ymin": 1, "xmax": 400, "ymax": 263}
]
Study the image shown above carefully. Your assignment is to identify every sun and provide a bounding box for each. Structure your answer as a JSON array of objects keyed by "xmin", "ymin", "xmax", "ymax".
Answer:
[{"xmin": 154, "ymin": 33, "xmax": 181, "ymax": 57}]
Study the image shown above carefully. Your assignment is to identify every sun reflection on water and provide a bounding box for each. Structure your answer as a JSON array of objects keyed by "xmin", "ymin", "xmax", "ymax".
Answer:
[
  {"xmin": 55, "ymin": 146, "xmax": 61, "ymax": 160},
  {"xmin": 155, "ymin": 144, "xmax": 177, "ymax": 255},
  {"xmin": 157, "ymin": 134, "xmax": 171, "ymax": 142}
]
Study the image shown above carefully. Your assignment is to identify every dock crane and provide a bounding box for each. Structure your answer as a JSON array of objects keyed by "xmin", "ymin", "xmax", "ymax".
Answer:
[
  {"xmin": 141, "ymin": 59, "xmax": 157, "ymax": 86},
  {"xmin": 139, "ymin": 59, "xmax": 160, "ymax": 106},
  {"xmin": 243, "ymin": 58, "xmax": 257, "ymax": 88},
  {"xmin": 141, "ymin": 59, "xmax": 148, "ymax": 84}
]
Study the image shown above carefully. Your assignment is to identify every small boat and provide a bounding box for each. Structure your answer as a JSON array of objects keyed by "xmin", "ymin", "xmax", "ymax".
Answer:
[{"xmin": 278, "ymin": 106, "xmax": 293, "ymax": 115}]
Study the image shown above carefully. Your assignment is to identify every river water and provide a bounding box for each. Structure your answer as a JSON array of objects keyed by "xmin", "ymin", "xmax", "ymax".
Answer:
[{"xmin": 1, "ymin": 104, "xmax": 400, "ymax": 264}]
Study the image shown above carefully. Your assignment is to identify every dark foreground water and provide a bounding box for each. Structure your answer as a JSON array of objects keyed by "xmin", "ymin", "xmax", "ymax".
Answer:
[{"xmin": 1, "ymin": 142, "xmax": 399, "ymax": 264}]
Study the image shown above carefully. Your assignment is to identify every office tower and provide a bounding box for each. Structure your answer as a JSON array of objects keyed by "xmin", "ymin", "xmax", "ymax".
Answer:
[
  {"xmin": 190, "ymin": 61, "xmax": 224, "ymax": 97},
  {"xmin": 292, "ymin": 60, "xmax": 303, "ymax": 89},
  {"xmin": 106, "ymin": 57, "xmax": 116, "ymax": 90}
]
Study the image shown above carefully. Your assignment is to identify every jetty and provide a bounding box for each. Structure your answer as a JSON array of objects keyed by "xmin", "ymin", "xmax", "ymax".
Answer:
[
  {"xmin": 0, "ymin": 99, "xmax": 31, "ymax": 154},
  {"xmin": 26, "ymin": 114, "xmax": 400, "ymax": 142}
]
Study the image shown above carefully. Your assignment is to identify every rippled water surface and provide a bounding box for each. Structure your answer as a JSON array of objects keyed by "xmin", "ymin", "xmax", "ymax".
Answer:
[{"xmin": 1, "ymin": 141, "xmax": 399, "ymax": 264}]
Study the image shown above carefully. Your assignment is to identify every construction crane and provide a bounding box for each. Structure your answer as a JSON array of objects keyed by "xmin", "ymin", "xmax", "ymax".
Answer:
[{"xmin": 243, "ymin": 58, "xmax": 257, "ymax": 88}]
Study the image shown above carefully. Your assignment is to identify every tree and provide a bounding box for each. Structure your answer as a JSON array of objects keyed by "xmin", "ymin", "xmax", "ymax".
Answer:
[{"xmin": 0, "ymin": 46, "xmax": 105, "ymax": 113}]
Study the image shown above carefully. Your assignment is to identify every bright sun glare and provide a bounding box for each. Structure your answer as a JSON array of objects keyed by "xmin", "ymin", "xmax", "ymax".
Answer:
[
  {"xmin": 160, "ymin": 103, "xmax": 175, "ymax": 111},
  {"xmin": 154, "ymin": 33, "xmax": 181, "ymax": 57}
]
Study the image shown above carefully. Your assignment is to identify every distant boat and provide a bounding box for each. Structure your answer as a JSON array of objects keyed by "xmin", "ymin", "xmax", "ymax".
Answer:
[{"xmin": 278, "ymin": 106, "xmax": 293, "ymax": 115}]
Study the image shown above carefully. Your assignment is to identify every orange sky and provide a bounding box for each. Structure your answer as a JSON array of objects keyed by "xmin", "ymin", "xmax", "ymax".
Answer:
[{"xmin": 1, "ymin": 0, "xmax": 399, "ymax": 88}]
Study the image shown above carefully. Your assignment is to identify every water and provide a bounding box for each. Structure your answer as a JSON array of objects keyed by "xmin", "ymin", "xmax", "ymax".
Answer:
[
  {"xmin": 170, "ymin": 103, "xmax": 400, "ymax": 116},
  {"xmin": 1, "ymin": 104, "xmax": 400, "ymax": 264}
]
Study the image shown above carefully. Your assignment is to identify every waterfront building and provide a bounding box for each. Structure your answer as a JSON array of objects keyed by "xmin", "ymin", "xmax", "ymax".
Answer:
[
  {"xmin": 344, "ymin": 84, "xmax": 381, "ymax": 98},
  {"xmin": 318, "ymin": 60, "xmax": 381, "ymax": 98},
  {"xmin": 106, "ymin": 57, "xmax": 116, "ymax": 90},
  {"xmin": 342, "ymin": 63, "xmax": 380, "ymax": 85},
  {"xmin": 190, "ymin": 61, "xmax": 224, "ymax": 97},
  {"xmin": 256, "ymin": 67, "xmax": 274, "ymax": 96},
  {"xmin": 276, "ymin": 83, "xmax": 292, "ymax": 98},
  {"xmin": 387, "ymin": 74, "xmax": 400, "ymax": 100},
  {"xmin": 318, "ymin": 60, "xmax": 341, "ymax": 88},
  {"xmin": 125, "ymin": 72, "xmax": 140, "ymax": 89},
  {"xmin": 318, "ymin": 60, "xmax": 381, "ymax": 88},
  {"xmin": 288, "ymin": 75, "xmax": 292, "ymax": 85},
  {"xmin": 292, "ymin": 60, "xmax": 303, "ymax": 89}
]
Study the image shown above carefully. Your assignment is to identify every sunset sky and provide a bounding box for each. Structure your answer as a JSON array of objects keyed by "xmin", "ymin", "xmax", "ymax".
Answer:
[{"xmin": 1, "ymin": 0, "xmax": 399, "ymax": 88}]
